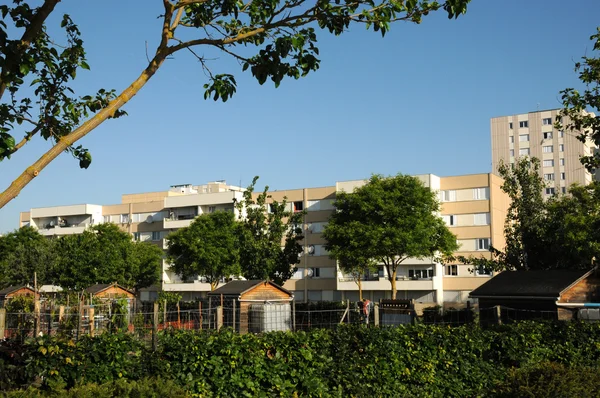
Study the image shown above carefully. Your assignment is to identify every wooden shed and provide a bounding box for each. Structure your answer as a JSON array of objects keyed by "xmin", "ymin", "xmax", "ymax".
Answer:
[
  {"xmin": 208, "ymin": 280, "xmax": 294, "ymax": 333},
  {"xmin": 469, "ymin": 269, "xmax": 600, "ymax": 322},
  {"xmin": 0, "ymin": 286, "xmax": 38, "ymax": 303},
  {"xmin": 84, "ymin": 283, "xmax": 135, "ymax": 300}
]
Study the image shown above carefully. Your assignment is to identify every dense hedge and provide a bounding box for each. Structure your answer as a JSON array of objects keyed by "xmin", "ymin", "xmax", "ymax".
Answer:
[{"xmin": 2, "ymin": 322, "xmax": 600, "ymax": 396}]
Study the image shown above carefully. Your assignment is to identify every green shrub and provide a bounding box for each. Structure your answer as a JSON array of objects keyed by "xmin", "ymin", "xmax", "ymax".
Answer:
[
  {"xmin": 494, "ymin": 362, "xmax": 600, "ymax": 398},
  {"xmin": 3, "ymin": 377, "xmax": 188, "ymax": 397}
]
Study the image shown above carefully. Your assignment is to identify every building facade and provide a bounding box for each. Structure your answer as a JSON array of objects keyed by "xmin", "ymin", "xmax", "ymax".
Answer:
[
  {"xmin": 19, "ymin": 174, "xmax": 508, "ymax": 305},
  {"xmin": 491, "ymin": 109, "xmax": 597, "ymax": 196}
]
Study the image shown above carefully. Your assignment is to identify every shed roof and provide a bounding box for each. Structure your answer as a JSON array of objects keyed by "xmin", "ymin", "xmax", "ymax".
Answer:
[
  {"xmin": 84, "ymin": 283, "xmax": 133, "ymax": 295},
  {"xmin": 208, "ymin": 280, "xmax": 292, "ymax": 297},
  {"xmin": 470, "ymin": 269, "xmax": 593, "ymax": 299},
  {"xmin": 0, "ymin": 285, "xmax": 33, "ymax": 296}
]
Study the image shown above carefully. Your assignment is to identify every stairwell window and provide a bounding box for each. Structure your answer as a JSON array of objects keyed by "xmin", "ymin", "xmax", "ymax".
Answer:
[{"xmin": 477, "ymin": 238, "xmax": 490, "ymax": 251}]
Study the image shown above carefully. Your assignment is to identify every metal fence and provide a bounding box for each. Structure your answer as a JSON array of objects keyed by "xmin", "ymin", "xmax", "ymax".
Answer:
[{"xmin": 0, "ymin": 301, "xmax": 596, "ymax": 340}]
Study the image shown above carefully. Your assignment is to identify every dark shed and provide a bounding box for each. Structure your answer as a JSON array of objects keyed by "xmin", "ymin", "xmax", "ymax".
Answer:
[{"xmin": 469, "ymin": 269, "xmax": 600, "ymax": 322}]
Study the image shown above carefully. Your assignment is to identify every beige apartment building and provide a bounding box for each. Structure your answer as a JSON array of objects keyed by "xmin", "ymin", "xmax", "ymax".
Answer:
[
  {"xmin": 491, "ymin": 109, "xmax": 597, "ymax": 195},
  {"xmin": 19, "ymin": 174, "xmax": 508, "ymax": 305}
]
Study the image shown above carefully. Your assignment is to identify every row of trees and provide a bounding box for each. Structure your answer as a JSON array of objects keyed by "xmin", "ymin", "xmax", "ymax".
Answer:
[{"xmin": 0, "ymin": 223, "xmax": 163, "ymax": 291}]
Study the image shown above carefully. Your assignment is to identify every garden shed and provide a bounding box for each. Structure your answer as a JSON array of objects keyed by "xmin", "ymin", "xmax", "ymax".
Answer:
[
  {"xmin": 208, "ymin": 280, "xmax": 294, "ymax": 333},
  {"xmin": 469, "ymin": 269, "xmax": 600, "ymax": 323},
  {"xmin": 0, "ymin": 286, "xmax": 38, "ymax": 303},
  {"xmin": 84, "ymin": 283, "xmax": 135, "ymax": 300}
]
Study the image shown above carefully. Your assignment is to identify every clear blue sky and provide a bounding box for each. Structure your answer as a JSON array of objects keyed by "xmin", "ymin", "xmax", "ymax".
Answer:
[{"xmin": 1, "ymin": 0, "xmax": 599, "ymax": 233}]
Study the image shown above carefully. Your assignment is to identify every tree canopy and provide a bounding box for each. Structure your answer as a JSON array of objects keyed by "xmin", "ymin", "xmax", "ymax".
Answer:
[
  {"xmin": 324, "ymin": 174, "xmax": 458, "ymax": 300},
  {"xmin": 0, "ymin": 225, "xmax": 57, "ymax": 288},
  {"xmin": 0, "ymin": 0, "xmax": 470, "ymax": 209},
  {"xmin": 0, "ymin": 223, "xmax": 163, "ymax": 290},
  {"xmin": 460, "ymin": 157, "xmax": 600, "ymax": 272},
  {"xmin": 166, "ymin": 210, "xmax": 240, "ymax": 291},
  {"xmin": 234, "ymin": 176, "xmax": 304, "ymax": 285},
  {"xmin": 558, "ymin": 27, "xmax": 600, "ymax": 172}
]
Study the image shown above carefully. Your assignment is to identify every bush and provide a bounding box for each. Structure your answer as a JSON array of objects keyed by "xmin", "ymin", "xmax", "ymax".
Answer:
[
  {"xmin": 494, "ymin": 362, "xmax": 600, "ymax": 398},
  {"xmin": 3, "ymin": 378, "xmax": 188, "ymax": 397}
]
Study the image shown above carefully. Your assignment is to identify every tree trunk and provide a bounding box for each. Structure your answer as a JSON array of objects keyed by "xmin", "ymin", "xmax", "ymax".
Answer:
[
  {"xmin": 357, "ymin": 279, "xmax": 363, "ymax": 301},
  {"xmin": 390, "ymin": 269, "xmax": 397, "ymax": 300}
]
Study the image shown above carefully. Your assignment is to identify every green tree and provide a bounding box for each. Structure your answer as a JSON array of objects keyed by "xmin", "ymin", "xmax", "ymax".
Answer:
[
  {"xmin": 460, "ymin": 158, "xmax": 599, "ymax": 272},
  {"xmin": 0, "ymin": 0, "xmax": 471, "ymax": 209},
  {"xmin": 234, "ymin": 176, "xmax": 304, "ymax": 285},
  {"xmin": 323, "ymin": 207, "xmax": 377, "ymax": 301},
  {"xmin": 325, "ymin": 174, "xmax": 457, "ymax": 300},
  {"xmin": 166, "ymin": 211, "xmax": 240, "ymax": 291},
  {"xmin": 558, "ymin": 27, "xmax": 600, "ymax": 171},
  {"xmin": 53, "ymin": 223, "xmax": 162, "ymax": 290},
  {"xmin": 0, "ymin": 226, "xmax": 57, "ymax": 288}
]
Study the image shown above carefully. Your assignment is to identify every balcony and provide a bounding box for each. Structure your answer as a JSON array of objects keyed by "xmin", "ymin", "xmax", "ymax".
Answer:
[
  {"xmin": 163, "ymin": 214, "xmax": 196, "ymax": 229},
  {"xmin": 39, "ymin": 224, "xmax": 89, "ymax": 236}
]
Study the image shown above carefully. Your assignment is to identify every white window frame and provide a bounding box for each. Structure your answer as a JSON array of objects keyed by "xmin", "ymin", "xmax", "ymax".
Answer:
[
  {"xmin": 519, "ymin": 134, "xmax": 529, "ymax": 142},
  {"xmin": 151, "ymin": 231, "xmax": 161, "ymax": 241},
  {"xmin": 543, "ymin": 132, "xmax": 553, "ymax": 139},
  {"xmin": 559, "ymin": 144, "xmax": 565, "ymax": 152},
  {"xmin": 509, "ymin": 136, "xmax": 514, "ymax": 144},
  {"xmin": 542, "ymin": 118, "xmax": 552, "ymax": 125},
  {"xmin": 519, "ymin": 148, "xmax": 530, "ymax": 156},
  {"xmin": 474, "ymin": 213, "xmax": 490, "ymax": 226},
  {"xmin": 519, "ymin": 121, "xmax": 528, "ymax": 128},
  {"xmin": 561, "ymin": 173, "xmax": 565, "ymax": 180},
  {"xmin": 560, "ymin": 158, "xmax": 565, "ymax": 166},
  {"xmin": 544, "ymin": 173, "xmax": 555, "ymax": 181},
  {"xmin": 473, "ymin": 187, "xmax": 489, "ymax": 200},
  {"xmin": 120, "ymin": 214, "xmax": 130, "ymax": 224},
  {"xmin": 543, "ymin": 159, "xmax": 554, "ymax": 167},
  {"xmin": 443, "ymin": 215, "xmax": 455, "ymax": 227},
  {"xmin": 445, "ymin": 264, "xmax": 458, "ymax": 276},
  {"xmin": 542, "ymin": 145, "xmax": 553, "ymax": 153},
  {"xmin": 441, "ymin": 190, "xmax": 456, "ymax": 202},
  {"xmin": 510, "ymin": 149, "xmax": 515, "ymax": 157}
]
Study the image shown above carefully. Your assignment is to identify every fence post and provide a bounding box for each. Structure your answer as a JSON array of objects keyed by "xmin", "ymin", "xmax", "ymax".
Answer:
[
  {"xmin": 347, "ymin": 300, "xmax": 350, "ymax": 325},
  {"xmin": 77, "ymin": 299, "xmax": 84, "ymax": 340},
  {"xmin": 88, "ymin": 307, "xmax": 95, "ymax": 337},
  {"xmin": 152, "ymin": 302, "xmax": 159, "ymax": 351},
  {"xmin": 199, "ymin": 301, "xmax": 203, "ymax": 330},
  {"xmin": 232, "ymin": 299, "xmax": 236, "ymax": 332},
  {"xmin": 34, "ymin": 298, "xmax": 41, "ymax": 336},
  {"xmin": 374, "ymin": 303, "xmax": 379, "ymax": 327},
  {"xmin": 292, "ymin": 299, "xmax": 296, "ymax": 331},
  {"xmin": 162, "ymin": 300, "xmax": 167, "ymax": 327},
  {"xmin": 496, "ymin": 305, "xmax": 502, "ymax": 325},
  {"xmin": 216, "ymin": 306, "xmax": 223, "ymax": 330},
  {"xmin": 58, "ymin": 305, "xmax": 65, "ymax": 323},
  {"xmin": 0, "ymin": 308, "xmax": 5, "ymax": 339}
]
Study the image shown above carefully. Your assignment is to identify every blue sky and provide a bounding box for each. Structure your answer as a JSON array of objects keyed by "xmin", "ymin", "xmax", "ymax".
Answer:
[{"xmin": 1, "ymin": 0, "xmax": 599, "ymax": 232}]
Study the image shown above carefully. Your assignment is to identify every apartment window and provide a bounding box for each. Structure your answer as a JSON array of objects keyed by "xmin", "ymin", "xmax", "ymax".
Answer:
[
  {"xmin": 545, "ymin": 187, "xmax": 555, "ymax": 195},
  {"xmin": 474, "ymin": 213, "xmax": 491, "ymax": 226},
  {"xmin": 543, "ymin": 132, "xmax": 553, "ymax": 139},
  {"xmin": 476, "ymin": 265, "xmax": 492, "ymax": 276},
  {"xmin": 519, "ymin": 148, "xmax": 530, "ymax": 156},
  {"xmin": 408, "ymin": 269, "xmax": 434, "ymax": 279},
  {"xmin": 510, "ymin": 149, "xmax": 515, "ymax": 157},
  {"xmin": 477, "ymin": 238, "xmax": 490, "ymax": 251},
  {"xmin": 509, "ymin": 122, "xmax": 513, "ymax": 129},
  {"xmin": 543, "ymin": 159, "xmax": 554, "ymax": 167},
  {"xmin": 559, "ymin": 130, "xmax": 564, "ymax": 138},
  {"xmin": 442, "ymin": 215, "xmax": 455, "ymax": 226},
  {"xmin": 559, "ymin": 144, "xmax": 565, "ymax": 152},
  {"xmin": 509, "ymin": 136, "xmax": 514, "ymax": 144},
  {"xmin": 544, "ymin": 173, "xmax": 555, "ymax": 181},
  {"xmin": 519, "ymin": 134, "xmax": 529, "ymax": 142},
  {"xmin": 542, "ymin": 117, "xmax": 552, "ymax": 125},
  {"xmin": 120, "ymin": 214, "xmax": 130, "ymax": 224},
  {"xmin": 293, "ymin": 201, "xmax": 303, "ymax": 212},
  {"xmin": 542, "ymin": 145, "xmax": 553, "ymax": 153},
  {"xmin": 445, "ymin": 265, "xmax": 458, "ymax": 276},
  {"xmin": 132, "ymin": 232, "xmax": 140, "ymax": 241},
  {"xmin": 473, "ymin": 187, "xmax": 490, "ymax": 200},
  {"xmin": 268, "ymin": 204, "xmax": 276, "ymax": 213},
  {"xmin": 151, "ymin": 231, "xmax": 161, "ymax": 241},
  {"xmin": 561, "ymin": 173, "xmax": 565, "ymax": 180},
  {"xmin": 519, "ymin": 121, "xmax": 528, "ymax": 128},
  {"xmin": 103, "ymin": 215, "xmax": 110, "ymax": 223},
  {"xmin": 561, "ymin": 187, "xmax": 567, "ymax": 194},
  {"xmin": 208, "ymin": 206, "xmax": 216, "ymax": 213},
  {"xmin": 441, "ymin": 190, "xmax": 456, "ymax": 202},
  {"xmin": 560, "ymin": 158, "xmax": 565, "ymax": 166}
]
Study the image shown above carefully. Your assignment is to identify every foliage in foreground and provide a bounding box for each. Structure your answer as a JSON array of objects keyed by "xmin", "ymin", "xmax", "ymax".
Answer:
[{"xmin": 2, "ymin": 322, "xmax": 600, "ymax": 397}]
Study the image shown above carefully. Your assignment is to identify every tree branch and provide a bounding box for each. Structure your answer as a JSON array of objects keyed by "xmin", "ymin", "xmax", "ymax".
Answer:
[{"xmin": 0, "ymin": 0, "xmax": 61, "ymax": 100}]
